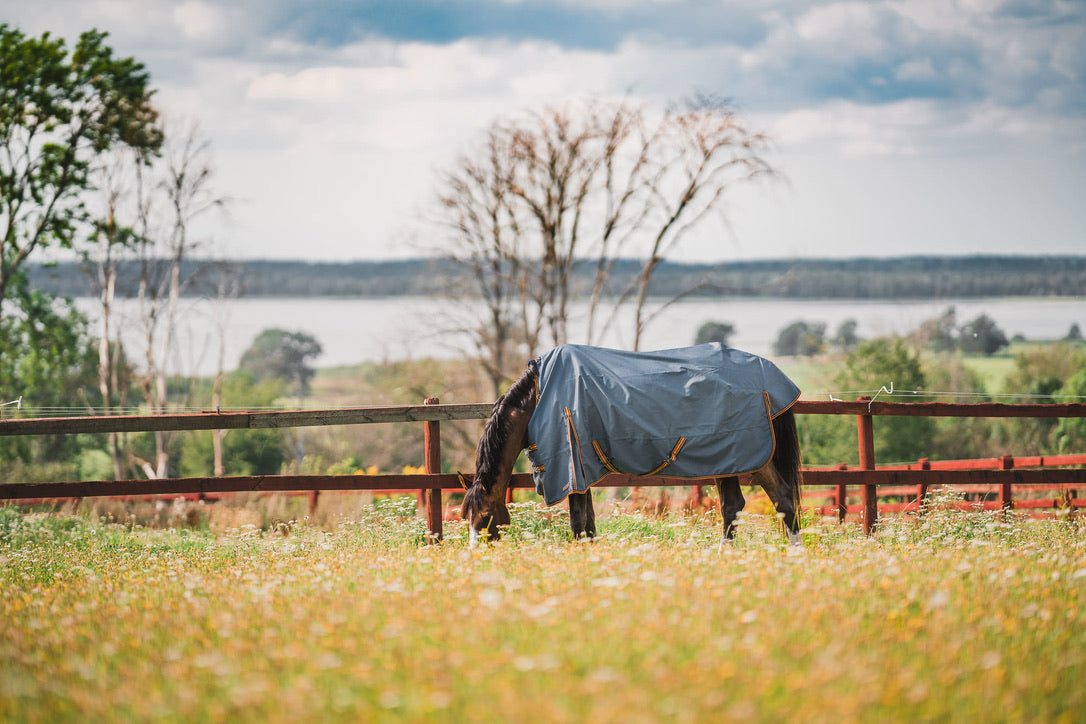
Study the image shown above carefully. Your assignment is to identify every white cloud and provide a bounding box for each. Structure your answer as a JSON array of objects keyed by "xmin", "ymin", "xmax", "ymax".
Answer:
[
  {"xmin": 794, "ymin": 2, "xmax": 886, "ymax": 52},
  {"xmin": 895, "ymin": 57, "xmax": 936, "ymax": 82},
  {"xmin": 771, "ymin": 100, "xmax": 938, "ymax": 156},
  {"xmin": 0, "ymin": 0, "xmax": 1082, "ymax": 261},
  {"xmin": 172, "ymin": 1, "xmax": 229, "ymax": 42}
]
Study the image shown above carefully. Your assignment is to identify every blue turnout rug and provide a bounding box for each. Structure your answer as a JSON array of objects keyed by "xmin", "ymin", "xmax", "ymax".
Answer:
[{"xmin": 525, "ymin": 343, "xmax": 800, "ymax": 506}]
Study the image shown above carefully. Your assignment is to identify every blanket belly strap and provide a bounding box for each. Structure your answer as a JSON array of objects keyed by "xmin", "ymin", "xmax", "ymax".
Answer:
[{"xmin": 593, "ymin": 436, "xmax": 688, "ymax": 477}]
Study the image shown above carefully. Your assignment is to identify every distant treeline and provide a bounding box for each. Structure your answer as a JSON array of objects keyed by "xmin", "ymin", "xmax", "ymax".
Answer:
[{"xmin": 27, "ymin": 255, "xmax": 1086, "ymax": 300}]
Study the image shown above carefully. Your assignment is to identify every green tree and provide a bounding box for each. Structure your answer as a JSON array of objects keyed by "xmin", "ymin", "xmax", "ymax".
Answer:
[
  {"xmin": 0, "ymin": 25, "xmax": 162, "ymax": 317},
  {"xmin": 832, "ymin": 319, "xmax": 860, "ymax": 352},
  {"xmin": 996, "ymin": 344, "xmax": 1086, "ymax": 455},
  {"xmin": 1054, "ymin": 368, "xmax": 1086, "ymax": 453},
  {"xmin": 773, "ymin": 320, "xmax": 826, "ymax": 357},
  {"xmin": 179, "ymin": 371, "xmax": 286, "ymax": 477},
  {"xmin": 916, "ymin": 307, "xmax": 957, "ymax": 352},
  {"xmin": 923, "ymin": 354, "xmax": 994, "ymax": 460},
  {"xmin": 238, "ymin": 329, "xmax": 323, "ymax": 399},
  {"xmin": 0, "ymin": 285, "xmax": 100, "ymax": 470},
  {"xmin": 797, "ymin": 414, "xmax": 856, "ymax": 467},
  {"xmin": 694, "ymin": 321, "xmax": 735, "ymax": 346},
  {"xmin": 958, "ymin": 314, "xmax": 1009, "ymax": 356},
  {"xmin": 836, "ymin": 338, "xmax": 933, "ymax": 464}
]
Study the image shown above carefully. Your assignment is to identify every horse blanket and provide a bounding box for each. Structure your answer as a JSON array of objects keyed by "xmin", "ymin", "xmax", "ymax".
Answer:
[{"xmin": 524, "ymin": 343, "xmax": 800, "ymax": 506}]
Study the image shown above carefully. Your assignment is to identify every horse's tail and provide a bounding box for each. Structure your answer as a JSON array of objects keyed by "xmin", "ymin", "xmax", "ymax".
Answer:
[{"xmin": 773, "ymin": 408, "xmax": 802, "ymax": 507}]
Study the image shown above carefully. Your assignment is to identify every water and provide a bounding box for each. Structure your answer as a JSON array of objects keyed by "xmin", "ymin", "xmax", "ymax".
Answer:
[{"xmin": 73, "ymin": 296, "xmax": 1085, "ymax": 377}]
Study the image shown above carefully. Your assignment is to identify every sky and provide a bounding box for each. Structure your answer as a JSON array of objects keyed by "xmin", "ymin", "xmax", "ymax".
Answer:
[{"xmin": 5, "ymin": 0, "xmax": 1085, "ymax": 263}]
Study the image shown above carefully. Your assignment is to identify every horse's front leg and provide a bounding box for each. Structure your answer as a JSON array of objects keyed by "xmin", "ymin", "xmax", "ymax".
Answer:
[
  {"xmin": 716, "ymin": 476, "xmax": 744, "ymax": 545},
  {"xmin": 568, "ymin": 492, "xmax": 596, "ymax": 540}
]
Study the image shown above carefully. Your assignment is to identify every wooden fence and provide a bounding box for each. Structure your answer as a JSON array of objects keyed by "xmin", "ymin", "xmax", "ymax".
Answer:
[{"xmin": 2, "ymin": 398, "xmax": 1084, "ymax": 541}]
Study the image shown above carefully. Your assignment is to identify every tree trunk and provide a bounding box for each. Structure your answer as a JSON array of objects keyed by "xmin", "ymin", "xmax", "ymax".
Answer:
[
  {"xmin": 212, "ymin": 371, "xmax": 225, "ymax": 477},
  {"xmin": 96, "ymin": 265, "xmax": 125, "ymax": 480}
]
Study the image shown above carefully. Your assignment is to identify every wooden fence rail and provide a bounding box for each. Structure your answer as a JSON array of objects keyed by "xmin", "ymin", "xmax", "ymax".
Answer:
[{"xmin": 3, "ymin": 399, "xmax": 1084, "ymax": 541}]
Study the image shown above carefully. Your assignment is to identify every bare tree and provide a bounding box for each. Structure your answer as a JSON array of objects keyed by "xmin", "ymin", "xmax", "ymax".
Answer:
[
  {"xmin": 209, "ymin": 262, "xmax": 241, "ymax": 477},
  {"xmin": 436, "ymin": 130, "xmax": 533, "ymax": 397},
  {"xmin": 81, "ymin": 148, "xmax": 150, "ymax": 478},
  {"xmin": 434, "ymin": 97, "xmax": 775, "ymax": 386},
  {"xmin": 622, "ymin": 96, "xmax": 775, "ymax": 349},
  {"xmin": 131, "ymin": 119, "xmax": 229, "ymax": 479}
]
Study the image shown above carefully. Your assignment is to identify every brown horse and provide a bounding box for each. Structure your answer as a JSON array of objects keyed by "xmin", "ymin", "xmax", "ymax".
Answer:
[{"xmin": 462, "ymin": 344, "xmax": 803, "ymax": 547}]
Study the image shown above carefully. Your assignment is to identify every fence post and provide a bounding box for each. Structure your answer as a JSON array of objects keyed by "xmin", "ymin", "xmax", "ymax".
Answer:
[
  {"xmin": 424, "ymin": 397, "xmax": 443, "ymax": 543},
  {"xmin": 857, "ymin": 397, "xmax": 877, "ymax": 535},
  {"xmin": 835, "ymin": 464, "xmax": 848, "ymax": 522},
  {"xmin": 999, "ymin": 454, "xmax": 1014, "ymax": 514}
]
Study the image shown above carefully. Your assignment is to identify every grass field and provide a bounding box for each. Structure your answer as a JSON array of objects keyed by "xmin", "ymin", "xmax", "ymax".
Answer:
[{"xmin": 2, "ymin": 498, "xmax": 1084, "ymax": 723}]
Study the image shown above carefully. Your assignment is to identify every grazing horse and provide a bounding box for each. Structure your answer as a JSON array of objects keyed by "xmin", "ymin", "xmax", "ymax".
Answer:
[{"xmin": 462, "ymin": 343, "xmax": 803, "ymax": 546}]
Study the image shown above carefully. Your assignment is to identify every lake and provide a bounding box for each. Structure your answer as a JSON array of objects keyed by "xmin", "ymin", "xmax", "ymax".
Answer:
[{"xmin": 74, "ymin": 296, "xmax": 1085, "ymax": 377}]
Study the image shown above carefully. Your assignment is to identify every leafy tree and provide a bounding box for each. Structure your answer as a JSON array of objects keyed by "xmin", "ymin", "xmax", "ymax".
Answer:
[
  {"xmin": 773, "ymin": 320, "xmax": 826, "ymax": 357},
  {"xmin": 796, "ymin": 333, "xmax": 943, "ymax": 468},
  {"xmin": 835, "ymin": 338, "xmax": 933, "ymax": 464},
  {"xmin": 797, "ymin": 414, "xmax": 856, "ymax": 467},
  {"xmin": 0, "ymin": 286, "xmax": 100, "ymax": 468},
  {"xmin": 179, "ymin": 371, "xmax": 286, "ymax": 477},
  {"xmin": 694, "ymin": 321, "xmax": 735, "ymax": 346},
  {"xmin": 923, "ymin": 354, "xmax": 994, "ymax": 459},
  {"xmin": 1066, "ymin": 323, "xmax": 1082, "ymax": 342},
  {"xmin": 916, "ymin": 307, "xmax": 958, "ymax": 352},
  {"xmin": 0, "ymin": 25, "xmax": 162, "ymax": 318},
  {"xmin": 832, "ymin": 319, "xmax": 860, "ymax": 352},
  {"xmin": 238, "ymin": 329, "xmax": 323, "ymax": 399},
  {"xmin": 1054, "ymin": 368, "xmax": 1086, "ymax": 453},
  {"xmin": 958, "ymin": 314, "xmax": 1009, "ymax": 356},
  {"xmin": 995, "ymin": 344, "xmax": 1086, "ymax": 455}
]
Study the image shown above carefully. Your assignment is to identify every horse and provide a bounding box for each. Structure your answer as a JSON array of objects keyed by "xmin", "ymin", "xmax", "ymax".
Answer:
[{"xmin": 461, "ymin": 343, "xmax": 803, "ymax": 547}]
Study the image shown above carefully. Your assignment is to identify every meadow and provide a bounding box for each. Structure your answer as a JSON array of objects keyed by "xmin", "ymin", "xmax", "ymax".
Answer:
[{"xmin": 2, "ymin": 497, "xmax": 1084, "ymax": 723}]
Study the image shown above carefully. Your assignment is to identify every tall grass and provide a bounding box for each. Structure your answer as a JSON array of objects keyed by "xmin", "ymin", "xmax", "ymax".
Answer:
[{"xmin": 2, "ymin": 499, "xmax": 1083, "ymax": 722}]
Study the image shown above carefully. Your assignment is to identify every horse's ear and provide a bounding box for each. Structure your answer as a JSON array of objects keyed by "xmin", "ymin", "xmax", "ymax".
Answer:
[{"xmin": 457, "ymin": 472, "xmax": 469, "ymax": 490}]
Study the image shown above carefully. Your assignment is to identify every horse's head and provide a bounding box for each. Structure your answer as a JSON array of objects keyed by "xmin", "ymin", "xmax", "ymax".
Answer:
[
  {"xmin": 461, "ymin": 476, "xmax": 511, "ymax": 546},
  {"xmin": 462, "ymin": 365, "xmax": 537, "ymax": 546}
]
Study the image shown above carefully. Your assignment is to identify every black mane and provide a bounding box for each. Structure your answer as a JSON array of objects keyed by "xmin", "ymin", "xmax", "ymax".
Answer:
[{"xmin": 472, "ymin": 365, "xmax": 537, "ymax": 493}]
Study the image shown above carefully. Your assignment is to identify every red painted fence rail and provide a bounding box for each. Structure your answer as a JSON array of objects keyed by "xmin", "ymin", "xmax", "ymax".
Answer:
[{"xmin": 2, "ymin": 399, "xmax": 1084, "ymax": 541}]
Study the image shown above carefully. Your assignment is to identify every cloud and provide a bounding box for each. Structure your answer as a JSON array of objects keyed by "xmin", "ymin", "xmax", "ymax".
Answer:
[
  {"xmin": 172, "ymin": 1, "xmax": 230, "ymax": 42},
  {"xmin": 1, "ymin": 0, "xmax": 1083, "ymax": 261},
  {"xmin": 794, "ymin": 2, "xmax": 888, "ymax": 54}
]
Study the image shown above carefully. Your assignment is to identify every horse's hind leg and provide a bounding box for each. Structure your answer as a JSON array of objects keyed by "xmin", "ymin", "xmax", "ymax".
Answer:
[
  {"xmin": 753, "ymin": 464, "xmax": 801, "ymax": 545},
  {"xmin": 716, "ymin": 476, "xmax": 745, "ymax": 544},
  {"xmin": 568, "ymin": 492, "xmax": 596, "ymax": 540}
]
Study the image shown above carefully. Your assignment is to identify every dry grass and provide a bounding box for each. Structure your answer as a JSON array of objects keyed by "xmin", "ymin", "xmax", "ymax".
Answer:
[{"xmin": 1, "ymin": 497, "xmax": 1084, "ymax": 723}]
